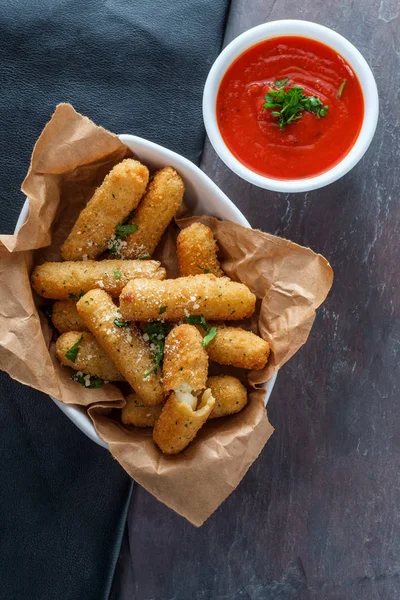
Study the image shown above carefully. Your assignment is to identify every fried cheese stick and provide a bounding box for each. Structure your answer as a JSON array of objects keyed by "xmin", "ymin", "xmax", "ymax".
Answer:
[
  {"xmin": 52, "ymin": 300, "xmax": 89, "ymax": 333},
  {"xmin": 207, "ymin": 375, "xmax": 248, "ymax": 419},
  {"xmin": 56, "ymin": 331, "xmax": 124, "ymax": 381},
  {"xmin": 153, "ymin": 389, "xmax": 215, "ymax": 455},
  {"xmin": 176, "ymin": 222, "xmax": 224, "ymax": 276},
  {"xmin": 200, "ymin": 325, "xmax": 270, "ymax": 370},
  {"xmin": 32, "ymin": 259, "xmax": 166, "ymax": 299},
  {"xmin": 119, "ymin": 167, "xmax": 184, "ymax": 258},
  {"xmin": 154, "ymin": 324, "xmax": 214, "ymax": 454},
  {"xmin": 76, "ymin": 289, "xmax": 164, "ymax": 405},
  {"xmin": 121, "ymin": 393, "xmax": 163, "ymax": 427},
  {"xmin": 61, "ymin": 159, "xmax": 149, "ymax": 261},
  {"xmin": 162, "ymin": 325, "xmax": 208, "ymax": 396},
  {"xmin": 119, "ymin": 274, "xmax": 256, "ymax": 322}
]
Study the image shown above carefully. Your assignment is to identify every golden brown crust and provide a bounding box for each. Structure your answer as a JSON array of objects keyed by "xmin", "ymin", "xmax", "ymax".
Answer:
[
  {"xmin": 177, "ymin": 222, "xmax": 224, "ymax": 277},
  {"xmin": 61, "ymin": 159, "xmax": 149, "ymax": 261},
  {"xmin": 119, "ymin": 274, "xmax": 256, "ymax": 322},
  {"xmin": 119, "ymin": 167, "xmax": 184, "ymax": 258},
  {"xmin": 52, "ymin": 300, "xmax": 89, "ymax": 333},
  {"xmin": 76, "ymin": 289, "xmax": 164, "ymax": 405},
  {"xmin": 153, "ymin": 389, "xmax": 215, "ymax": 454},
  {"xmin": 203, "ymin": 326, "xmax": 270, "ymax": 370},
  {"xmin": 55, "ymin": 331, "xmax": 124, "ymax": 381},
  {"xmin": 207, "ymin": 375, "xmax": 248, "ymax": 419},
  {"xmin": 162, "ymin": 324, "xmax": 208, "ymax": 394},
  {"xmin": 31, "ymin": 259, "xmax": 166, "ymax": 299},
  {"xmin": 121, "ymin": 393, "xmax": 163, "ymax": 427}
]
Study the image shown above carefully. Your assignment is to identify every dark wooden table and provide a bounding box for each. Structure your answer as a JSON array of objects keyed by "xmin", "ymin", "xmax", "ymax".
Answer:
[{"xmin": 113, "ymin": 1, "xmax": 400, "ymax": 598}]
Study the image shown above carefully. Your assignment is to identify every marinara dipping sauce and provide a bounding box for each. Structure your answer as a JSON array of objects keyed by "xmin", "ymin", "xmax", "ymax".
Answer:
[{"xmin": 217, "ymin": 36, "xmax": 364, "ymax": 180}]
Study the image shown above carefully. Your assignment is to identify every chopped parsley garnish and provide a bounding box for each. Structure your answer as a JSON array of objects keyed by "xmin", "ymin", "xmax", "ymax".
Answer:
[
  {"xmin": 113, "ymin": 268, "xmax": 121, "ymax": 280},
  {"xmin": 337, "ymin": 79, "xmax": 347, "ymax": 99},
  {"xmin": 71, "ymin": 372, "xmax": 104, "ymax": 388},
  {"xmin": 113, "ymin": 318, "xmax": 130, "ymax": 328},
  {"xmin": 121, "ymin": 210, "xmax": 135, "ymax": 225},
  {"xmin": 143, "ymin": 322, "xmax": 172, "ymax": 378},
  {"xmin": 108, "ymin": 240, "xmax": 119, "ymax": 255},
  {"xmin": 159, "ymin": 306, "xmax": 167, "ymax": 314},
  {"xmin": 137, "ymin": 254, "xmax": 151, "ymax": 260},
  {"xmin": 115, "ymin": 223, "xmax": 138, "ymax": 238},
  {"xmin": 143, "ymin": 365, "xmax": 158, "ymax": 378},
  {"xmin": 69, "ymin": 291, "xmax": 85, "ymax": 299},
  {"xmin": 197, "ymin": 266, "xmax": 210, "ymax": 274},
  {"xmin": 65, "ymin": 335, "xmax": 83, "ymax": 362},
  {"xmin": 263, "ymin": 79, "xmax": 328, "ymax": 129},
  {"xmin": 202, "ymin": 326, "xmax": 218, "ymax": 347},
  {"xmin": 274, "ymin": 77, "xmax": 289, "ymax": 89},
  {"xmin": 184, "ymin": 313, "xmax": 218, "ymax": 346},
  {"xmin": 109, "ymin": 214, "xmax": 139, "ymax": 254},
  {"xmin": 185, "ymin": 314, "xmax": 208, "ymax": 332}
]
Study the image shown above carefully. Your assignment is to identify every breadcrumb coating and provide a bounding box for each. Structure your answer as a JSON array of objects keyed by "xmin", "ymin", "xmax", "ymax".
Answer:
[
  {"xmin": 207, "ymin": 375, "xmax": 248, "ymax": 419},
  {"xmin": 32, "ymin": 259, "xmax": 165, "ymax": 299},
  {"xmin": 162, "ymin": 325, "xmax": 208, "ymax": 394},
  {"xmin": 56, "ymin": 331, "xmax": 124, "ymax": 381},
  {"xmin": 119, "ymin": 167, "xmax": 184, "ymax": 258},
  {"xmin": 202, "ymin": 326, "xmax": 270, "ymax": 371},
  {"xmin": 52, "ymin": 300, "xmax": 88, "ymax": 333},
  {"xmin": 177, "ymin": 222, "xmax": 224, "ymax": 277},
  {"xmin": 119, "ymin": 274, "xmax": 256, "ymax": 322},
  {"xmin": 76, "ymin": 289, "xmax": 164, "ymax": 405},
  {"xmin": 61, "ymin": 159, "xmax": 149, "ymax": 260},
  {"xmin": 121, "ymin": 393, "xmax": 163, "ymax": 427},
  {"xmin": 153, "ymin": 389, "xmax": 215, "ymax": 454}
]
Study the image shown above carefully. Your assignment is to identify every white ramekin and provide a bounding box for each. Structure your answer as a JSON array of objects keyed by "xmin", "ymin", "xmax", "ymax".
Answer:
[
  {"xmin": 203, "ymin": 20, "xmax": 379, "ymax": 193},
  {"xmin": 15, "ymin": 135, "xmax": 277, "ymax": 447}
]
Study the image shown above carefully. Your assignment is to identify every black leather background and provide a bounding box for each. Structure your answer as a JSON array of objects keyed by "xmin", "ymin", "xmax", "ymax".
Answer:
[{"xmin": 0, "ymin": 1, "xmax": 230, "ymax": 598}]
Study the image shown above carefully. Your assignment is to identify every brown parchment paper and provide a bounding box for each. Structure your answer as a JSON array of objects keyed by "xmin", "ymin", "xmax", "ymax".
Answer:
[{"xmin": 0, "ymin": 103, "xmax": 333, "ymax": 526}]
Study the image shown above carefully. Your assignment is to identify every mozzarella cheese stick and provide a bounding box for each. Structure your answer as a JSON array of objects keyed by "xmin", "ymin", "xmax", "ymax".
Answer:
[
  {"xmin": 121, "ymin": 393, "xmax": 163, "ymax": 427},
  {"xmin": 162, "ymin": 324, "xmax": 208, "ymax": 395},
  {"xmin": 119, "ymin": 274, "xmax": 256, "ymax": 322},
  {"xmin": 201, "ymin": 325, "xmax": 270, "ymax": 371},
  {"xmin": 153, "ymin": 389, "xmax": 215, "ymax": 455},
  {"xmin": 56, "ymin": 331, "xmax": 124, "ymax": 381},
  {"xmin": 31, "ymin": 259, "xmax": 166, "ymax": 299},
  {"xmin": 61, "ymin": 159, "xmax": 149, "ymax": 261},
  {"xmin": 119, "ymin": 167, "xmax": 184, "ymax": 258},
  {"xmin": 52, "ymin": 300, "xmax": 89, "ymax": 333},
  {"xmin": 176, "ymin": 222, "xmax": 224, "ymax": 276},
  {"xmin": 207, "ymin": 375, "xmax": 248, "ymax": 419},
  {"xmin": 76, "ymin": 289, "xmax": 164, "ymax": 405}
]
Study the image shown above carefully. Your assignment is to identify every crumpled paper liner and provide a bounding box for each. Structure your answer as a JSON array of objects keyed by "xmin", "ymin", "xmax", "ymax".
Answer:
[{"xmin": 0, "ymin": 104, "xmax": 333, "ymax": 526}]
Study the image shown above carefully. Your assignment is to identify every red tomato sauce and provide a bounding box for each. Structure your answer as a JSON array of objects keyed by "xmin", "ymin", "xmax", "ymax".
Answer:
[{"xmin": 217, "ymin": 36, "xmax": 364, "ymax": 180}]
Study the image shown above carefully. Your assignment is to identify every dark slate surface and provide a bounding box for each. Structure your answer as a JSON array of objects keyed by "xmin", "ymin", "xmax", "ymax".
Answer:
[
  {"xmin": 0, "ymin": 1, "xmax": 230, "ymax": 598},
  {"xmin": 0, "ymin": 0, "xmax": 230, "ymax": 234},
  {"xmin": 113, "ymin": 1, "xmax": 400, "ymax": 599}
]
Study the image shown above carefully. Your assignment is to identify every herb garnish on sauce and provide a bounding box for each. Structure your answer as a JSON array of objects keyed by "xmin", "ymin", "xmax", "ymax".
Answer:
[
  {"xmin": 337, "ymin": 79, "xmax": 347, "ymax": 99},
  {"xmin": 263, "ymin": 78, "xmax": 329, "ymax": 130}
]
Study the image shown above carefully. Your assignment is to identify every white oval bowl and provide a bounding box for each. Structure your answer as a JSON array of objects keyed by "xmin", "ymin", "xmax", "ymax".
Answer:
[
  {"xmin": 203, "ymin": 19, "xmax": 379, "ymax": 193},
  {"xmin": 15, "ymin": 134, "xmax": 277, "ymax": 448}
]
